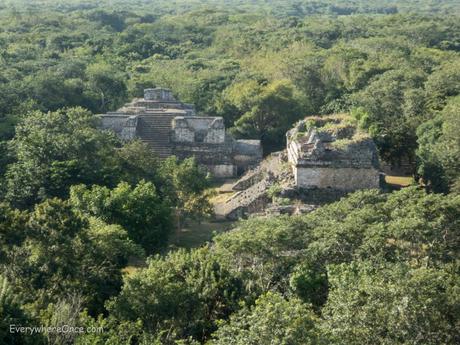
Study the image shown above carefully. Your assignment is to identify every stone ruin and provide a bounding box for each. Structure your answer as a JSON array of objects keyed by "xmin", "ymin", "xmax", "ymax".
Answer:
[
  {"xmin": 98, "ymin": 88, "xmax": 262, "ymax": 178},
  {"xmin": 286, "ymin": 114, "xmax": 380, "ymax": 190},
  {"xmin": 215, "ymin": 114, "xmax": 381, "ymax": 220}
]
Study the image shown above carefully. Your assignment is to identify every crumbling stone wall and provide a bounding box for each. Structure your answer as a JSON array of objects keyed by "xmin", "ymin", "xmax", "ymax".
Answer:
[
  {"xmin": 99, "ymin": 88, "xmax": 262, "ymax": 178},
  {"xmin": 173, "ymin": 141, "xmax": 236, "ymax": 178},
  {"xmin": 233, "ymin": 140, "xmax": 263, "ymax": 173},
  {"xmin": 171, "ymin": 116, "xmax": 237, "ymax": 177},
  {"xmin": 172, "ymin": 117, "xmax": 225, "ymax": 144},
  {"xmin": 287, "ymin": 114, "xmax": 380, "ymax": 191},
  {"xmin": 120, "ymin": 116, "xmax": 138, "ymax": 140},
  {"xmin": 144, "ymin": 88, "xmax": 175, "ymax": 101},
  {"xmin": 215, "ymin": 176, "xmax": 273, "ymax": 220},
  {"xmin": 293, "ymin": 166, "xmax": 379, "ymax": 190},
  {"xmin": 99, "ymin": 114, "xmax": 137, "ymax": 140}
]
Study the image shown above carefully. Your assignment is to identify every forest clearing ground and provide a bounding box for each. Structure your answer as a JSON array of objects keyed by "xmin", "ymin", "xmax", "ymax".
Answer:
[
  {"xmin": 123, "ymin": 181, "xmax": 238, "ymax": 274},
  {"xmin": 210, "ymin": 178, "xmax": 238, "ymax": 193},
  {"xmin": 168, "ymin": 219, "xmax": 235, "ymax": 248},
  {"xmin": 170, "ymin": 179, "xmax": 238, "ymax": 248},
  {"xmin": 385, "ymin": 175, "xmax": 414, "ymax": 188},
  {"xmin": 123, "ymin": 220, "xmax": 235, "ymax": 275}
]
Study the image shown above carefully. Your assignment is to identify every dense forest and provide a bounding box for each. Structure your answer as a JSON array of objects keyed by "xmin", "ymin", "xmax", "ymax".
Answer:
[{"xmin": 0, "ymin": 0, "xmax": 459, "ymax": 344}]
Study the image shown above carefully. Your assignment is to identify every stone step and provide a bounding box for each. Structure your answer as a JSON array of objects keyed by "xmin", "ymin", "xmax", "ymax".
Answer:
[
  {"xmin": 140, "ymin": 130, "xmax": 171, "ymax": 134},
  {"xmin": 139, "ymin": 134, "xmax": 169, "ymax": 137},
  {"xmin": 214, "ymin": 176, "xmax": 273, "ymax": 220},
  {"xmin": 143, "ymin": 138, "xmax": 169, "ymax": 142},
  {"xmin": 144, "ymin": 143, "xmax": 171, "ymax": 148},
  {"xmin": 133, "ymin": 115, "xmax": 178, "ymax": 160},
  {"xmin": 144, "ymin": 143, "xmax": 172, "ymax": 149},
  {"xmin": 141, "ymin": 137, "xmax": 170, "ymax": 140}
]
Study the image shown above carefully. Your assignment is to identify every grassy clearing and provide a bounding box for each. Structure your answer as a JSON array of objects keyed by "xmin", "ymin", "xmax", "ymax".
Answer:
[
  {"xmin": 210, "ymin": 191, "xmax": 235, "ymax": 204},
  {"xmin": 168, "ymin": 219, "xmax": 235, "ymax": 249},
  {"xmin": 385, "ymin": 175, "xmax": 414, "ymax": 187},
  {"xmin": 123, "ymin": 219, "xmax": 235, "ymax": 274},
  {"xmin": 122, "ymin": 266, "xmax": 140, "ymax": 276}
]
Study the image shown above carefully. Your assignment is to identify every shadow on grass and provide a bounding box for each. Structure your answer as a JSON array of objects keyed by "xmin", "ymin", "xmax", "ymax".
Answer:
[{"xmin": 168, "ymin": 219, "xmax": 235, "ymax": 249}]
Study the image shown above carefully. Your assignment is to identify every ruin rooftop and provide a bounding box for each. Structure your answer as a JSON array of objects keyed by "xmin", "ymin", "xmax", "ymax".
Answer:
[
  {"xmin": 287, "ymin": 114, "xmax": 379, "ymax": 169},
  {"xmin": 98, "ymin": 88, "xmax": 262, "ymax": 178},
  {"xmin": 287, "ymin": 114, "xmax": 380, "ymax": 190}
]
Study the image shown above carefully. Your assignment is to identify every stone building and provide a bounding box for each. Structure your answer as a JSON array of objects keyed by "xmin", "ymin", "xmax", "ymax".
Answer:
[
  {"xmin": 99, "ymin": 88, "xmax": 262, "ymax": 178},
  {"xmin": 286, "ymin": 114, "xmax": 380, "ymax": 190},
  {"xmin": 214, "ymin": 114, "xmax": 381, "ymax": 220}
]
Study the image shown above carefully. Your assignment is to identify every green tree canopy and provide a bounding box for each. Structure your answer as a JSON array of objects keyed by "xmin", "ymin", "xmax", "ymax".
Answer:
[
  {"xmin": 226, "ymin": 79, "xmax": 303, "ymax": 151},
  {"xmin": 70, "ymin": 180, "xmax": 172, "ymax": 253},
  {"xmin": 417, "ymin": 96, "xmax": 460, "ymax": 193},
  {"xmin": 107, "ymin": 248, "xmax": 243, "ymax": 343},
  {"xmin": 210, "ymin": 292, "xmax": 323, "ymax": 345},
  {"xmin": 4, "ymin": 107, "xmax": 121, "ymax": 208},
  {"xmin": 3, "ymin": 198, "xmax": 141, "ymax": 315},
  {"xmin": 323, "ymin": 261, "xmax": 460, "ymax": 345}
]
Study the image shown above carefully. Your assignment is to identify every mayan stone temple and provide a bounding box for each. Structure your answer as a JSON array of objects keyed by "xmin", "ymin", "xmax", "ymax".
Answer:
[
  {"xmin": 99, "ymin": 88, "xmax": 262, "ymax": 178},
  {"xmin": 287, "ymin": 114, "xmax": 380, "ymax": 190}
]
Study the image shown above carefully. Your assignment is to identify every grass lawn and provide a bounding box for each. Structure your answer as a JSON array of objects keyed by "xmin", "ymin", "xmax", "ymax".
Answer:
[
  {"xmin": 122, "ymin": 265, "xmax": 140, "ymax": 276},
  {"xmin": 385, "ymin": 175, "xmax": 414, "ymax": 188},
  {"xmin": 210, "ymin": 191, "xmax": 235, "ymax": 204},
  {"xmin": 168, "ymin": 219, "xmax": 235, "ymax": 249},
  {"xmin": 122, "ymin": 220, "xmax": 236, "ymax": 275}
]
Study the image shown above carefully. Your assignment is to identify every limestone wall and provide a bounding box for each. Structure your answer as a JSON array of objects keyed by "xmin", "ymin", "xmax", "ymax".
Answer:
[
  {"xmin": 172, "ymin": 117, "xmax": 225, "ymax": 144},
  {"xmin": 173, "ymin": 125, "xmax": 195, "ymax": 143},
  {"xmin": 99, "ymin": 114, "xmax": 130, "ymax": 134},
  {"xmin": 144, "ymin": 88, "xmax": 174, "ymax": 101},
  {"xmin": 173, "ymin": 142, "xmax": 233, "ymax": 164},
  {"xmin": 207, "ymin": 164, "xmax": 237, "ymax": 178},
  {"xmin": 287, "ymin": 140, "xmax": 301, "ymax": 166},
  {"xmin": 99, "ymin": 114, "xmax": 138, "ymax": 140},
  {"xmin": 233, "ymin": 139, "xmax": 263, "ymax": 173},
  {"xmin": 204, "ymin": 125, "xmax": 225, "ymax": 143},
  {"xmin": 173, "ymin": 141, "xmax": 236, "ymax": 178},
  {"xmin": 293, "ymin": 166, "xmax": 380, "ymax": 190},
  {"xmin": 120, "ymin": 116, "xmax": 138, "ymax": 140}
]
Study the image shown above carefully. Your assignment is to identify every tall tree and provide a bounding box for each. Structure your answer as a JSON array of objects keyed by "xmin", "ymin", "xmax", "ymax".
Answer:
[
  {"xmin": 226, "ymin": 79, "xmax": 303, "ymax": 151},
  {"xmin": 4, "ymin": 107, "xmax": 121, "ymax": 208},
  {"xmin": 6, "ymin": 198, "xmax": 141, "ymax": 315},
  {"xmin": 323, "ymin": 261, "xmax": 460, "ymax": 345},
  {"xmin": 70, "ymin": 181, "xmax": 172, "ymax": 253},
  {"xmin": 85, "ymin": 63, "xmax": 128, "ymax": 112},
  {"xmin": 107, "ymin": 248, "xmax": 243, "ymax": 343},
  {"xmin": 417, "ymin": 96, "xmax": 460, "ymax": 193}
]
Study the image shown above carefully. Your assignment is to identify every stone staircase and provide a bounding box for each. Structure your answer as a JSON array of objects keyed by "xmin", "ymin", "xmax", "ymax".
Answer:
[
  {"xmin": 137, "ymin": 113, "xmax": 177, "ymax": 159},
  {"xmin": 213, "ymin": 152, "xmax": 295, "ymax": 220},
  {"xmin": 214, "ymin": 174, "xmax": 274, "ymax": 220}
]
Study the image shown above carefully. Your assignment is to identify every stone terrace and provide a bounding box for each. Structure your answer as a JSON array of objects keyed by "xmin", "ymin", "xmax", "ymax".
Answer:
[{"xmin": 99, "ymin": 88, "xmax": 262, "ymax": 178}]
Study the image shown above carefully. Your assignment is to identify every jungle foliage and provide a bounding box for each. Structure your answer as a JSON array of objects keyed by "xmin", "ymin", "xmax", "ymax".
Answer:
[{"xmin": 0, "ymin": 1, "xmax": 459, "ymax": 344}]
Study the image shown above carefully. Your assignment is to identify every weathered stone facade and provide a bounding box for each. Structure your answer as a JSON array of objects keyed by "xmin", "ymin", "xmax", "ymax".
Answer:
[
  {"xmin": 99, "ymin": 88, "xmax": 262, "ymax": 178},
  {"xmin": 172, "ymin": 117, "xmax": 226, "ymax": 144},
  {"xmin": 214, "ymin": 114, "xmax": 382, "ymax": 220},
  {"xmin": 287, "ymin": 114, "xmax": 380, "ymax": 190}
]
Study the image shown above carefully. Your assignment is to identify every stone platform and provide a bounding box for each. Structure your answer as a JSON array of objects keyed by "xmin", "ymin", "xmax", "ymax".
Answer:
[{"xmin": 99, "ymin": 88, "xmax": 262, "ymax": 178}]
